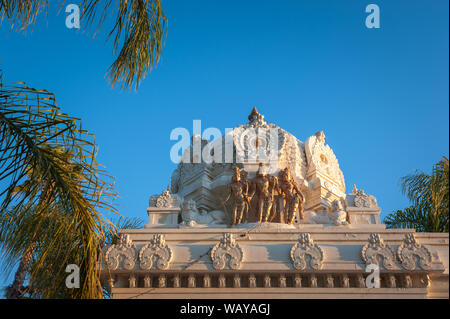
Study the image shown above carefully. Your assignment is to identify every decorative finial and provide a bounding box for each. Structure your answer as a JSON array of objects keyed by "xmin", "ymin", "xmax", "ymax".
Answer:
[
  {"xmin": 248, "ymin": 106, "xmax": 259, "ymax": 121},
  {"xmin": 247, "ymin": 106, "xmax": 266, "ymax": 126}
]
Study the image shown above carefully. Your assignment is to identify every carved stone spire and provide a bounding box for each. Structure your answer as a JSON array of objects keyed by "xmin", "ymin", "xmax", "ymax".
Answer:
[
  {"xmin": 248, "ymin": 106, "xmax": 266, "ymax": 126},
  {"xmin": 248, "ymin": 106, "xmax": 259, "ymax": 121}
]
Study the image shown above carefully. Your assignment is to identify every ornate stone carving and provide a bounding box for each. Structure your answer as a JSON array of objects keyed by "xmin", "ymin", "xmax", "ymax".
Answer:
[
  {"xmin": 386, "ymin": 275, "xmax": 396, "ymax": 288},
  {"xmin": 248, "ymin": 163, "xmax": 278, "ymax": 223},
  {"xmin": 218, "ymin": 274, "xmax": 226, "ymax": 288},
  {"xmin": 329, "ymin": 199, "xmax": 348, "ymax": 225},
  {"xmin": 279, "ymin": 275, "xmax": 287, "ymax": 288},
  {"xmin": 420, "ymin": 274, "xmax": 431, "ymax": 288},
  {"xmin": 231, "ymin": 108, "xmax": 307, "ymax": 178},
  {"xmin": 105, "ymin": 234, "xmax": 137, "ymax": 270},
  {"xmin": 326, "ymin": 274, "xmax": 334, "ymax": 288},
  {"xmin": 361, "ymin": 233, "xmax": 396, "ymax": 270},
  {"xmin": 203, "ymin": 275, "xmax": 211, "ymax": 288},
  {"xmin": 144, "ymin": 275, "xmax": 152, "ymax": 288},
  {"xmin": 249, "ymin": 274, "xmax": 257, "ymax": 288},
  {"xmin": 233, "ymin": 275, "xmax": 241, "ymax": 288},
  {"xmin": 173, "ymin": 275, "xmax": 181, "ymax": 288},
  {"xmin": 305, "ymin": 131, "xmax": 346, "ymax": 193},
  {"xmin": 352, "ymin": 184, "xmax": 377, "ymax": 208},
  {"xmin": 188, "ymin": 274, "xmax": 196, "ymax": 288},
  {"xmin": 129, "ymin": 275, "xmax": 136, "ymax": 288},
  {"xmin": 278, "ymin": 167, "xmax": 306, "ymax": 223},
  {"xmin": 342, "ymin": 274, "xmax": 350, "ymax": 288},
  {"xmin": 397, "ymin": 233, "xmax": 432, "ymax": 270},
  {"xmin": 303, "ymin": 199, "xmax": 348, "ymax": 225},
  {"xmin": 290, "ymin": 233, "xmax": 324, "ymax": 270},
  {"xmin": 180, "ymin": 199, "xmax": 227, "ymax": 226},
  {"xmin": 248, "ymin": 106, "xmax": 267, "ymax": 127},
  {"xmin": 139, "ymin": 234, "xmax": 173, "ymax": 270},
  {"xmin": 222, "ymin": 167, "xmax": 250, "ymax": 225},
  {"xmin": 264, "ymin": 275, "xmax": 271, "ymax": 288},
  {"xmin": 158, "ymin": 275, "xmax": 166, "ymax": 288},
  {"xmin": 149, "ymin": 188, "xmax": 181, "ymax": 208},
  {"xmin": 294, "ymin": 274, "xmax": 302, "ymax": 288},
  {"xmin": 210, "ymin": 233, "xmax": 244, "ymax": 270},
  {"xmin": 310, "ymin": 274, "xmax": 318, "ymax": 288},
  {"xmin": 356, "ymin": 274, "xmax": 365, "ymax": 288},
  {"xmin": 404, "ymin": 275, "xmax": 413, "ymax": 288}
]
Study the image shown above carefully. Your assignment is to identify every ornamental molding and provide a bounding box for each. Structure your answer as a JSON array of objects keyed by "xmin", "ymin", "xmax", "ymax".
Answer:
[
  {"xmin": 210, "ymin": 233, "xmax": 243, "ymax": 270},
  {"xmin": 139, "ymin": 234, "xmax": 173, "ymax": 270},
  {"xmin": 361, "ymin": 233, "xmax": 396, "ymax": 270},
  {"xmin": 304, "ymin": 131, "xmax": 346, "ymax": 193},
  {"xmin": 397, "ymin": 233, "xmax": 432, "ymax": 270},
  {"xmin": 149, "ymin": 188, "xmax": 180, "ymax": 208},
  {"xmin": 105, "ymin": 234, "xmax": 137, "ymax": 270},
  {"xmin": 352, "ymin": 185, "xmax": 378, "ymax": 208},
  {"xmin": 289, "ymin": 233, "xmax": 324, "ymax": 270}
]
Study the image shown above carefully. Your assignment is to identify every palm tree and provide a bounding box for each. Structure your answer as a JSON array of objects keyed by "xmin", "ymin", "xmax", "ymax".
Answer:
[
  {"xmin": 1, "ymin": 208, "xmax": 143, "ymax": 298},
  {"xmin": 0, "ymin": 0, "xmax": 167, "ymax": 90},
  {"xmin": 384, "ymin": 157, "xmax": 449, "ymax": 232},
  {"xmin": 3, "ymin": 146, "xmax": 82, "ymax": 298},
  {"xmin": 0, "ymin": 75, "xmax": 118, "ymax": 298}
]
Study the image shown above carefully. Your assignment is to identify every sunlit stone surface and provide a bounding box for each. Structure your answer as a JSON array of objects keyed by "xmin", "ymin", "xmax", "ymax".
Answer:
[{"xmin": 101, "ymin": 108, "xmax": 448, "ymax": 299}]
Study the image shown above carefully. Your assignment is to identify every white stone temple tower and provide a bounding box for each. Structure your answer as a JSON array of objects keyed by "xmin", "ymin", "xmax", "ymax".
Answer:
[{"xmin": 101, "ymin": 108, "xmax": 448, "ymax": 299}]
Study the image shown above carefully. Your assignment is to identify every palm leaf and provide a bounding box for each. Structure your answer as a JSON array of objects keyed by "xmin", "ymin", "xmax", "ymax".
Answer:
[
  {"xmin": 385, "ymin": 157, "xmax": 449, "ymax": 233},
  {"xmin": 0, "ymin": 78, "xmax": 118, "ymax": 298},
  {"xmin": 0, "ymin": 0, "xmax": 167, "ymax": 90}
]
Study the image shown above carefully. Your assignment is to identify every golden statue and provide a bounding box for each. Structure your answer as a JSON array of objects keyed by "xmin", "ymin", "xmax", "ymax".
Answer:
[
  {"xmin": 222, "ymin": 167, "xmax": 250, "ymax": 225},
  {"xmin": 249, "ymin": 163, "xmax": 277, "ymax": 223},
  {"xmin": 278, "ymin": 167, "xmax": 305, "ymax": 224},
  {"xmin": 268, "ymin": 174, "xmax": 281, "ymax": 223}
]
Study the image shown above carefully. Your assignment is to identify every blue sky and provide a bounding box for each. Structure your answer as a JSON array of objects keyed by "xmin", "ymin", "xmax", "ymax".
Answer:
[{"xmin": 0, "ymin": 0, "xmax": 448, "ymax": 287}]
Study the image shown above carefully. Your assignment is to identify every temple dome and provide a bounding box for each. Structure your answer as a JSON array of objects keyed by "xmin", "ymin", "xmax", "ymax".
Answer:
[{"xmin": 170, "ymin": 107, "xmax": 346, "ymax": 212}]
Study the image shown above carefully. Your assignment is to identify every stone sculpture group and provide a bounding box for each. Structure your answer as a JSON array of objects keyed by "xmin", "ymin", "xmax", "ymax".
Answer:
[{"xmin": 223, "ymin": 163, "xmax": 307, "ymax": 226}]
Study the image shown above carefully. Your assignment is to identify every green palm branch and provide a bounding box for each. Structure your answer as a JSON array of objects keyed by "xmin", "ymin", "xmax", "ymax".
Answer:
[
  {"xmin": 384, "ymin": 157, "xmax": 449, "ymax": 232},
  {"xmin": 0, "ymin": 77, "xmax": 118, "ymax": 298},
  {"xmin": 0, "ymin": 0, "xmax": 167, "ymax": 90}
]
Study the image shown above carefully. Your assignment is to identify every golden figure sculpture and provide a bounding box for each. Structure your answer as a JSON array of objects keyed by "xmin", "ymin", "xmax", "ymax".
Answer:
[
  {"xmin": 249, "ymin": 163, "xmax": 277, "ymax": 223},
  {"xmin": 223, "ymin": 164, "xmax": 307, "ymax": 226},
  {"xmin": 268, "ymin": 174, "xmax": 281, "ymax": 222},
  {"xmin": 278, "ymin": 167, "xmax": 305, "ymax": 224},
  {"xmin": 222, "ymin": 167, "xmax": 250, "ymax": 225},
  {"xmin": 240, "ymin": 169, "xmax": 250, "ymax": 222}
]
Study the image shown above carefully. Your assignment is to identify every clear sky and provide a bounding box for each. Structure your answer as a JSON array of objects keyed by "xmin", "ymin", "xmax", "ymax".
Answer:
[{"xmin": 0, "ymin": 0, "xmax": 448, "ymax": 285}]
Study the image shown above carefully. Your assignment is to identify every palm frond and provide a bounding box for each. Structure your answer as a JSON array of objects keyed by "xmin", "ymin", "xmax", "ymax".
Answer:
[
  {"xmin": 386, "ymin": 157, "xmax": 449, "ymax": 233},
  {"xmin": 0, "ymin": 0, "xmax": 51, "ymax": 32},
  {"xmin": 384, "ymin": 206, "xmax": 427, "ymax": 232},
  {"xmin": 104, "ymin": 215, "xmax": 144, "ymax": 246},
  {"xmin": 0, "ymin": 0, "xmax": 167, "ymax": 90},
  {"xmin": 80, "ymin": 0, "xmax": 167, "ymax": 90},
  {"xmin": 0, "ymin": 79, "xmax": 118, "ymax": 298}
]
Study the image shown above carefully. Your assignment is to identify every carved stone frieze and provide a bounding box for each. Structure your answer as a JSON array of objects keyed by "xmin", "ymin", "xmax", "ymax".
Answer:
[
  {"xmin": 180, "ymin": 199, "xmax": 227, "ymax": 226},
  {"xmin": 149, "ymin": 188, "xmax": 180, "ymax": 208},
  {"xmin": 352, "ymin": 185, "xmax": 378, "ymax": 208},
  {"xmin": 249, "ymin": 274, "xmax": 257, "ymax": 288},
  {"xmin": 304, "ymin": 131, "xmax": 346, "ymax": 193},
  {"xmin": 105, "ymin": 234, "xmax": 137, "ymax": 270},
  {"xmin": 210, "ymin": 233, "xmax": 244, "ymax": 270},
  {"xmin": 139, "ymin": 234, "xmax": 173, "ymax": 270},
  {"xmin": 361, "ymin": 233, "xmax": 396, "ymax": 270},
  {"xmin": 203, "ymin": 275, "xmax": 211, "ymax": 288},
  {"xmin": 397, "ymin": 233, "xmax": 432, "ymax": 270},
  {"xmin": 290, "ymin": 233, "xmax": 324, "ymax": 270}
]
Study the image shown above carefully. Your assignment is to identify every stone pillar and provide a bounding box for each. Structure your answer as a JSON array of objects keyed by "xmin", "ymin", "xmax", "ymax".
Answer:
[{"xmin": 146, "ymin": 207, "xmax": 181, "ymax": 228}]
